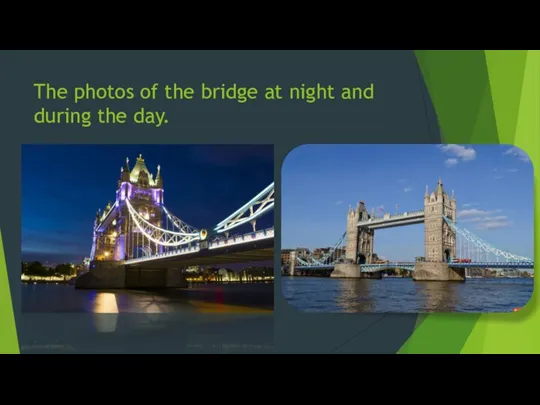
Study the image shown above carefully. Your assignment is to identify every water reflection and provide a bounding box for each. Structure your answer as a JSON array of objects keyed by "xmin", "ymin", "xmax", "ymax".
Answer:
[
  {"xmin": 22, "ymin": 283, "xmax": 273, "ymax": 315},
  {"xmin": 92, "ymin": 293, "xmax": 119, "ymax": 333},
  {"xmin": 93, "ymin": 293, "xmax": 119, "ymax": 313},
  {"xmin": 336, "ymin": 279, "xmax": 374, "ymax": 312},
  {"xmin": 282, "ymin": 277, "xmax": 534, "ymax": 313},
  {"xmin": 414, "ymin": 282, "xmax": 460, "ymax": 312}
]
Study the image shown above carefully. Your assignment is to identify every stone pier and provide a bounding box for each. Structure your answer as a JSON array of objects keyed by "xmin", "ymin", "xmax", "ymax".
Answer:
[
  {"xmin": 412, "ymin": 261, "xmax": 465, "ymax": 281},
  {"xmin": 75, "ymin": 260, "xmax": 188, "ymax": 289},
  {"xmin": 75, "ymin": 260, "xmax": 126, "ymax": 289},
  {"xmin": 331, "ymin": 263, "xmax": 382, "ymax": 279},
  {"xmin": 289, "ymin": 250, "xmax": 296, "ymax": 276}
]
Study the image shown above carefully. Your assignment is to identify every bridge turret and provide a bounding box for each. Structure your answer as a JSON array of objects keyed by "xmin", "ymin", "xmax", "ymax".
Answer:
[
  {"xmin": 356, "ymin": 201, "xmax": 368, "ymax": 221},
  {"xmin": 121, "ymin": 158, "xmax": 130, "ymax": 182},
  {"xmin": 155, "ymin": 164, "xmax": 163, "ymax": 188},
  {"xmin": 436, "ymin": 177, "xmax": 445, "ymax": 201},
  {"xmin": 450, "ymin": 190, "xmax": 456, "ymax": 223}
]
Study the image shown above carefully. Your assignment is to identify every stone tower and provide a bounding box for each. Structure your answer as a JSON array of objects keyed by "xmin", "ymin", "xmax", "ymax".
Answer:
[
  {"xmin": 92, "ymin": 154, "xmax": 164, "ymax": 262},
  {"xmin": 423, "ymin": 178, "xmax": 456, "ymax": 262},
  {"xmin": 345, "ymin": 201, "xmax": 374, "ymax": 264}
]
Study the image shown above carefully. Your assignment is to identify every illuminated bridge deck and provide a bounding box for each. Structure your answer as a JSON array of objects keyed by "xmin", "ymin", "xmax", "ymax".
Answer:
[{"xmin": 123, "ymin": 228, "xmax": 274, "ymax": 268}]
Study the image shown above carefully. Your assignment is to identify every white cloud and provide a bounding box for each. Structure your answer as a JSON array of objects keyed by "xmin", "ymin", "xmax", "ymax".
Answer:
[
  {"xmin": 476, "ymin": 220, "xmax": 512, "ymax": 230},
  {"xmin": 460, "ymin": 215, "xmax": 508, "ymax": 223},
  {"xmin": 335, "ymin": 200, "xmax": 343, "ymax": 205},
  {"xmin": 461, "ymin": 203, "xmax": 478, "ymax": 208},
  {"xmin": 457, "ymin": 208, "xmax": 502, "ymax": 218},
  {"xmin": 494, "ymin": 175, "xmax": 503, "ymax": 180},
  {"xmin": 507, "ymin": 168, "xmax": 519, "ymax": 173},
  {"xmin": 438, "ymin": 144, "xmax": 477, "ymax": 163},
  {"xmin": 457, "ymin": 207, "xmax": 512, "ymax": 230},
  {"xmin": 444, "ymin": 158, "xmax": 458, "ymax": 168},
  {"xmin": 459, "ymin": 213, "xmax": 513, "ymax": 230},
  {"xmin": 503, "ymin": 147, "xmax": 530, "ymax": 163},
  {"xmin": 404, "ymin": 187, "xmax": 412, "ymax": 193}
]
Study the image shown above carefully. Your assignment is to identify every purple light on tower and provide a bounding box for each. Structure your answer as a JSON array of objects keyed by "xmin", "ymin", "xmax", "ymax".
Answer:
[
  {"xmin": 152, "ymin": 188, "xmax": 160, "ymax": 204},
  {"xmin": 115, "ymin": 236, "xmax": 126, "ymax": 261}
]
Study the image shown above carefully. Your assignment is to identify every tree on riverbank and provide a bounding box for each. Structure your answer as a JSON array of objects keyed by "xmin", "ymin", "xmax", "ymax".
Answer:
[
  {"xmin": 22, "ymin": 261, "xmax": 51, "ymax": 276},
  {"xmin": 22, "ymin": 261, "xmax": 76, "ymax": 278}
]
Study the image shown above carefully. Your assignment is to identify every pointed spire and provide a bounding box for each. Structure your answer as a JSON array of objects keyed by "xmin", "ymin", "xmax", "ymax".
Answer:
[
  {"xmin": 155, "ymin": 164, "xmax": 163, "ymax": 187},
  {"xmin": 436, "ymin": 177, "xmax": 444, "ymax": 195},
  {"xmin": 451, "ymin": 189, "xmax": 455, "ymax": 200},
  {"xmin": 121, "ymin": 158, "xmax": 130, "ymax": 182},
  {"xmin": 425, "ymin": 185, "xmax": 429, "ymax": 197}
]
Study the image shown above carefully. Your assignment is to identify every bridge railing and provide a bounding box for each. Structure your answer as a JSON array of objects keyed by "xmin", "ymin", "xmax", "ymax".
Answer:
[
  {"xmin": 208, "ymin": 227, "xmax": 274, "ymax": 249},
  {"xmin": 358, "ymin": 210, "xmax": 424, "ymax": 225},
  {"xmin": 123, "ymin": 244, "xmax": 201, "ymax": 265}
]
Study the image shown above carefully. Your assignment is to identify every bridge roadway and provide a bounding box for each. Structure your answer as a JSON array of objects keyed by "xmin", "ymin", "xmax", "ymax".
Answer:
[
  {"xmin": 357, "ymin": 210, "xmax": 425, "ymax": 230},
  {"xmin": 126, "ymin": 237, "xmax": 274, "ymax": 269},
  {"xmin": 295, "ymin": 260, "xmax": 534, "ymax": 272},
  {"xmin": 76, "ymin": 228, "xmax": 274, "ymax": 289}
]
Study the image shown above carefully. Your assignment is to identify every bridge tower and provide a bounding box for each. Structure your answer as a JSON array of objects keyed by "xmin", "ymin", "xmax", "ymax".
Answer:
[
  {"xmin": 345, "ymin": 201, "xmax": 374, "ymax": 264},
  {"xmin": 423, "ymin": 178, "xmax": 456, "ymax": 262},
  {"xmin": 332, "ymin": 200, "xmax": 381, "ymax": 278},
  {"xmin": 414, "ymin": 177, "xmax": 464, "ymax": 281},
  {"xmin": 91, "ymin": 154, "xmax": 164, "ymax": 262}
]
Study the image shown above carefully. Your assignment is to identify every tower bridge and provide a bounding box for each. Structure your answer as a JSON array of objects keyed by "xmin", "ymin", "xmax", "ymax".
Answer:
[
  {"xmin": 75, "ymin": 154, "xmax": 274, "ymax": 289},
  {"xmin": 290, "ymin": 178, "xmax": 533, "ymax": 281}
]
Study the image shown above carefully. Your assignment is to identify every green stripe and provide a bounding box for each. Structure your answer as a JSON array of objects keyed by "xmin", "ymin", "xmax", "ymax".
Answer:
[
  {"xmin": 400, "ymin": 50, "xmax": 503, "ymax": 353},
  {"xmin": 461, "ymin": 50, "xmax": 540, "ymax": 354},
  {"xmin": 399, "ymin": 314, "xmax": 479, "ymax": 354},
  {"xmin": 414, "ymin": 50, "xmax": 499, "ymax": 144},
  {"xmin": 0, "ymin": 230, "xmax": 19, "ymax": 354}
]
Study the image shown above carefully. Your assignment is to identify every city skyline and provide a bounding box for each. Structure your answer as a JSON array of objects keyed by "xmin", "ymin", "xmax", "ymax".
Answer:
[
  {"xmin": 22, "ymin": 144, "xmax": 274, "ymax": 264},
  {"xmin": 281, "ymin": 144, "xmax": 534, "ymax": 261}
]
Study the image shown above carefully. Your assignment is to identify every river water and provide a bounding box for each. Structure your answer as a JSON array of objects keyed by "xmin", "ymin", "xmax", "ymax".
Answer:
[
  {"xmin": 22, "ymin": 283, "xmax": 274, "ymax": 314},
  {"xmin": 282, "ymin": 277, "xmax": 534, "ymax": 313}
]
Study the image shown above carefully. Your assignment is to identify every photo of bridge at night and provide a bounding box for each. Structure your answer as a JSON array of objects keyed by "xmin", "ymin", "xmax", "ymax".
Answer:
[
  {"xmin": 21, "ymin": 144, "xmax": 274, "ymax": 314},
  {"xmin": 281, "ymin": 144, "xmax": 534, "ymax": 313}
]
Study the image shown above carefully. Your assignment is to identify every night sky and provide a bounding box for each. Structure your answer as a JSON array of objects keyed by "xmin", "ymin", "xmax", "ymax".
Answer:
[{"xmin": 22, "ymin": 144, "xmax": 274, "ymax": 265}]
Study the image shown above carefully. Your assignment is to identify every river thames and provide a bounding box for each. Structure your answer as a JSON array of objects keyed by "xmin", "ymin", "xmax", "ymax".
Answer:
[
  {"xmin": 22, "ymin": 283, "xmax": 274, "ymax": 314},
  {"xmin": 282, "ymin": 277, "xmax": 534, "ymax": 313}
]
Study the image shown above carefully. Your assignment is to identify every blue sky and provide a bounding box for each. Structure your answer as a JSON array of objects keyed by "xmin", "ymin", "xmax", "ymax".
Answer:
[{"xmin": 281, "ymin": 144, "xmax": 533, "ymax": 261}]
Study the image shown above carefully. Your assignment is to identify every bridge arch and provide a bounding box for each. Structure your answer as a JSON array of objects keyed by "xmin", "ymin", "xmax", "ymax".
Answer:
[
  {"xmin": 444, "ymin": 248, "xmax": 451, "ymax": 262},
  {"xmin": 358, "ymin": 253, "xmax": 367, "ymax": 264}
]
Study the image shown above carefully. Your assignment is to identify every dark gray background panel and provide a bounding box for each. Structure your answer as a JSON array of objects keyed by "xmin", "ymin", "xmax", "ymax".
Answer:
[{"xmin": 0, "ymin": 50, "xmax": 440, "ymax": 353}]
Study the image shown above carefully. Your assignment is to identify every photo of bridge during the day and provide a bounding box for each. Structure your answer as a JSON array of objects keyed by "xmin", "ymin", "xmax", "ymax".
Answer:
[
  {"xmin": 21, "ymin": 144, "xmax": 274, "ymax": 314},
  {"xmin": 281, "ymin": 144, "xmax": 534, "ymax": 313}
]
